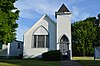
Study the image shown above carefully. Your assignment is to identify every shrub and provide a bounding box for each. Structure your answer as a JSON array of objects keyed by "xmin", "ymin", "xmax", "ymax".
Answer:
[{"xmin": 42, "ymin": 50, "xmax": 61, "ymax": 61}]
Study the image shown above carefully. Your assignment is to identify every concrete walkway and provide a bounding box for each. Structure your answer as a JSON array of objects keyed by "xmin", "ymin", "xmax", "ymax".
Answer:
[{"xmin": 61, "ymin": 60, "xmax": 83, "ymax": 66}]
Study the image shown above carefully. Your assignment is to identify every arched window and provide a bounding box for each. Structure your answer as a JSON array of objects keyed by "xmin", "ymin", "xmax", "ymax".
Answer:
[
  {"xmin": 32, "ymin": 26, "xmax": 49, "ymax": 48},
  {"xmin": 59, "ymin": 35, "xmax": 69, "ymax": 55},
  {"xmin": 60, "ymin": 35, "xmax": 69, "ymax": 43}
]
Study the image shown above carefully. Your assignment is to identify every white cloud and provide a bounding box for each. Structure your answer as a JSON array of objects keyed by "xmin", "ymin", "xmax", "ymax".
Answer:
[
  {"xmin": 14, "ymin": 0, "xmax": 62, "ymax": 19},
  {"xmin": 68, "ymin": 0, "xmax": 86, "ymax": 5},
  {"xmin": 14, "ymin": 0, "xmax": 91, "ymax": 41},
  {"xmin": 72, "ymin": 6, "xmax": 90, "ymax": 22},
  {"xmin": 15, "ymin": 0, "xmax": 89, "ymax": 20},
  {"xmin": 19, "ymin": 9, "xmax": 39, "ymax": 19},
  {"xmin": 16, "ymin": 25, "xmax": 28, "ymax": 41}
]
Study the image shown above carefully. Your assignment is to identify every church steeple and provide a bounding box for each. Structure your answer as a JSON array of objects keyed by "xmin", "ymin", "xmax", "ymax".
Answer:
[
  {"xmin": 57, "ymin": 4, "xmax": 70, "ymax": 12},
  {"xmin": 55, "ymin": 4, "xmax": 71, "ymax": 18},
  {"xmin": 56, "ymin": 4, "xmax": 72, "ymax": 60}
]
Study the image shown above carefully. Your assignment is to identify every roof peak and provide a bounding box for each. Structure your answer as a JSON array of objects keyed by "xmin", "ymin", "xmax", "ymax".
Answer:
[{"xmin": 57, "ymin": 4, "xmax": 70, "ymax": 12}]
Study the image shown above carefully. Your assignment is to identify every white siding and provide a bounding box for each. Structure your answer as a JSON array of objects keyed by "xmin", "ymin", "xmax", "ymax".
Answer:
[
  {"xmin": 0, "ymin": 40, "xmax": 23, "ymax": 57},
  {"xmin": 23, "ymin": 15, "xmax": 56, "ymax": 58},
  {"xmin": 56, "ymin": 12, "xmax": 72, "ymax": 60},
  {"xmin": 34, "ymin": 26, "xmax": 48, "ymax": 35},
  {"xmin": 9, "ymin": 41, "xmax": 23, "ymax": 56}
]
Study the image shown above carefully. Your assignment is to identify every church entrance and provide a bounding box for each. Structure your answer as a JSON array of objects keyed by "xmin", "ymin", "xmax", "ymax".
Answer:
[{"xmin": 59, "ymin": 35, "xmax": 70, "ymax": 60}]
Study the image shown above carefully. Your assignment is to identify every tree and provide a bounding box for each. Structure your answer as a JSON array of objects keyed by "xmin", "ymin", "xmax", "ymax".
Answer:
[
  {"xmin": 72, "ymin": 17, "xmax": 97, "ymax": 56},
  {"xmin": 92, "ymin": 13, "xmax": 100, "ymax": 47},
  {"xmin": 96, "ymin": 14, "xmax": 100, "ymax": 42},
  {"xmin": 0, "ymin": 0, "xmax": 19, "ymax": 44}
]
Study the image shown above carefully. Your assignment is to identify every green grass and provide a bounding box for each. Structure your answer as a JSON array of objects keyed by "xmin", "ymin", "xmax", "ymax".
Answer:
[
  {"xmin": 0, "ymin": 59, "xmax": 61, "ymax": 66},
  {"xmin": 72, "ymin": 57, "xmax": 100, "ymax": 66},
  {"xmin": 72, "ymin": 57, "xmax": 94, "ymax": 60}
]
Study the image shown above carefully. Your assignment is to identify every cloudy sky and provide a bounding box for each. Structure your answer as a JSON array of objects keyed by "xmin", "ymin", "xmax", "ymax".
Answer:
[{"xmin": 14, "ymin": 0, "xmax": 100, "ymax": 41}]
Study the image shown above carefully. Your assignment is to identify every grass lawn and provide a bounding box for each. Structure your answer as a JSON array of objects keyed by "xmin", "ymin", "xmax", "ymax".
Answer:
[
  {"xmin": 0, "ymin": 59, "xmax": 61, "ymax": 66},
  {"xmin": 73, "ymin": 57, "xmax": 100, "ymax": 66}
]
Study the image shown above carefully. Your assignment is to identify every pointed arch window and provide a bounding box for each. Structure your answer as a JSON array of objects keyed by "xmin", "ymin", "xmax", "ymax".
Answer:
[
  {"xmin": 32, "ymin": 26, "xmax": 49, "ymax": 48},
  {"xmin": 60, "ymin": 35, "xmax": 69, "ymax": 43}
]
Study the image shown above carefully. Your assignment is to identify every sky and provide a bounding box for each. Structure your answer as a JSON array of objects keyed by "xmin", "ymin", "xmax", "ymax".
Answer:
[{"xmin": 14, "ymin": 0, "xmax": 100, "ymax": 41}]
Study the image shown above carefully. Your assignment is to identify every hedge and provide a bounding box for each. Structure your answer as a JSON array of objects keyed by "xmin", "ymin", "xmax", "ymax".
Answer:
[{"xmin": 42, "ymin": 50, "xmax": 61, "ymax": 61}]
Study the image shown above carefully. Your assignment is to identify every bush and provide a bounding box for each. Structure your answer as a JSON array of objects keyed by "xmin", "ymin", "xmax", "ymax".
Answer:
[{"xmin": 42, "ymin": 50, "xmax": 61, "ymax": 61}]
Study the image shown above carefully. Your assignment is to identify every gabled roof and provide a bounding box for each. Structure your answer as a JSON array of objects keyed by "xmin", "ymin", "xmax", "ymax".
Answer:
[
  {"xmin": 24, "ymin": 14, "xmax": 56, "ymax": 35},
  {"xmin": 45, "ymin": 14, "xmax": 56, "ymax": 24},
  {"xmin": 57, "ymin": 4, "xmax": 70, "ymax": 12}
]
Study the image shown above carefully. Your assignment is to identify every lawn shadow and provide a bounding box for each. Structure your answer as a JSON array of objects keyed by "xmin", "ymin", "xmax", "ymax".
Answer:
[{"xmin": 0, "ymin": 58, "xmax": 61, "ymax": 66}]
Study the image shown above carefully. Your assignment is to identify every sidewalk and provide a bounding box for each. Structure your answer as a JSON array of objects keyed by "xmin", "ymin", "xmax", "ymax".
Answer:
[{"xmin": 61, "ymin": 60, "xmax": 83, "ymax": 66}]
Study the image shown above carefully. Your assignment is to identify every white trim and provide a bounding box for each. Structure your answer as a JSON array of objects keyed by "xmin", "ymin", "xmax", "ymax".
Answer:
[
  {"xmin": 31, "ymin": 36, "xmax": 34, "ymax": 48},
  {"xmin": 55, "ymin": 12, "xmax": 71, "ymax": 15},
  {"xmin": 24, "ymin": 14, "xmax": 56, "ymax": 35},
  {"xmin": 58, "ymin": 34, "xmax": 69, "ymax": 43},
  {"xmin": 32, "ymin": 25, "xmax": 49, "ymax": 35}
]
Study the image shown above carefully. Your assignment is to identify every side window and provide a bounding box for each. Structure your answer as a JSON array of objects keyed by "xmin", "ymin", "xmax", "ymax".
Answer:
[{"xmin": 17, "ymin": 43, "xmax": 20, "ymax": 49}]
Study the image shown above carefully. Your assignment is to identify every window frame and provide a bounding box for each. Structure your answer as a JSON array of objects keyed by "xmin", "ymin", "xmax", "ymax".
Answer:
[
  {"xmin": 17, "ymin": 43, "xmax": 20, "ymax": 49},
  {"xmin": 33, "ymin": 35, "xmax": 49, "ymax": 48}
]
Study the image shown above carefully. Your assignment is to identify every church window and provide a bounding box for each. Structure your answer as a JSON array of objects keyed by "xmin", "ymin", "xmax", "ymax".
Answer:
[
  {"xmin": 33, "ymin": 35, "xmax": 49, "ymax": 48},
  {"xmin": 17, "ymin": 43, "xmax": 20, "ymax": 49},
  {"xmin": 38, "ymin": 35, "xmax": 45, "ymax": 48},
  {"xmin": 60, "ymin": 35, "xmax": 69, "ymax": 42}
]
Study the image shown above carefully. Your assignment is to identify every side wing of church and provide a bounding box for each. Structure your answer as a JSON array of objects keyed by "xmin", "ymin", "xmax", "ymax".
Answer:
[
  {"xmin": 23, "ymin": 4, "xmax": 72, "ymax": 60},
  {"xmin": 23, "ymin": 15, "xmax": 56, "ymax": 58}
]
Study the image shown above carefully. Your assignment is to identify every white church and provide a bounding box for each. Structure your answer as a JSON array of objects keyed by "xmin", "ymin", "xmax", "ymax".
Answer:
[{"xmin": 23, "ymin": 4, "xmax": 72, "ymax": 60}]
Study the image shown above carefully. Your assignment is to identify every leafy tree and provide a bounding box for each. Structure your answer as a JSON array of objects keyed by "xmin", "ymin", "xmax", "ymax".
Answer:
[
  {"xmin": 72, "ymin": 17, "xmax": 97, "ymax": 56},
  {"xmin": 96, "ymin": 14, "xmax": 100, "ymax": 42},
  {"xmin": 92, "ymin": 13, "xmax": 100, "ymax": 47},
  {"xmin": 0, "ymin": 0, "xmax": 19, "ymax": 44}
]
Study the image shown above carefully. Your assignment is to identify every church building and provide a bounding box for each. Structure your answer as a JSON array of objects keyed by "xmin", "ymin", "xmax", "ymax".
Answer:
[{"xmin": 23, "ymin": 4, "xmax": 72, "ymax": 60}]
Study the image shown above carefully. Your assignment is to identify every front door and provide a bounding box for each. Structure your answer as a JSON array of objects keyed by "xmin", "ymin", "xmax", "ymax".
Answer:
[
  {"xmin": 59, "ymin": 35, "xmax": 70, "ymax": 60},
  {"xmin": 59, "ymin": 43, "xmax": 69, "ymax": 55}
]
